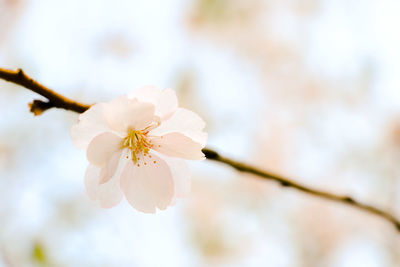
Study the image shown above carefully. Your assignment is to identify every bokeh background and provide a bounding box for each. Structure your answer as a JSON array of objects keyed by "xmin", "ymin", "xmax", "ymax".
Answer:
[{"xmin": 1, "ymin": 0, "xmax": 400, "ymax": 266}]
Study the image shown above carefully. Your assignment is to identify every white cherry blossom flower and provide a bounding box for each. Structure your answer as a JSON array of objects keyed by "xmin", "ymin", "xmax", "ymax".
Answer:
[{"xmin": 71, "ymin": 86, "xmax": 207, "ymax": 213}]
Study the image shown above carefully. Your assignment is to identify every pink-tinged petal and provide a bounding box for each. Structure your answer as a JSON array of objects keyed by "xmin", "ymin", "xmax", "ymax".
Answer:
[
  {"xmin": 86, "ymin": 132, "xmax": 123, "ymax": 167},
  {"xmin": 96, "ymin": 174, "xmax": 123, "ymax": 209},
  {"xmin": 150, "ymin": 132, "xmax": 205, "ymax": 160},
  {"xmin": 70, "ymin": 103, "xmax": 110, "ymax": 149},
  {"xmin": 84, "ymin": 151, "xmax": 125, "ymax": 208},
  {"xmin": 150, "ymin": 108, "xmax": 207, "ymax": 146},
  {"xmin": 84, "ymin": 164, "xmax": 102, "ymax": 200},
  {"xmin": 104, "ymin": 95, "xmax": 157, "ymax": 132},
  {"xmin": 99, "ymin": 151, "xmax": 122, "ymax": 184},
  {"xmin": 97, "ymin": 150, "xmax": 131, "ymax": 208},
  {"xmin": 159, "ymin": 155, "xmax": 191, "ymax": 198},
  {"xmin": 120, "ymin": 153, "xmax": 174, "ymax": 213},
  {"xmin": 129, "ymin": 86, "xmax": 178, "ymax": 120}
]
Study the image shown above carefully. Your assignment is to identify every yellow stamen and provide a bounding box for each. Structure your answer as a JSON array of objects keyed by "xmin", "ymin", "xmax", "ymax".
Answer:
[{"xmin": 121, "ymin": 128, "xmax": 153, "ymax": 163}]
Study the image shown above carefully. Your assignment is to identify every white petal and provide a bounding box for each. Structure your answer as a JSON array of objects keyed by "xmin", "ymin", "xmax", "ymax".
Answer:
[
  {"xmin": 104, "ymin": 95, "xmax": 157, "ymax": 132},
  {"xmin": 84, "ymin": 164, "xmax": 102, "ymax": 200},
  {"xmin": 129, "ymin": 86, "xmax": 178, "ymax": 120},
  {"xmin": 86, "ymin": 132, "xmax": 123, "ymax": 167},
  {"xmin": 120, "ymin": 153, "xmax": 174, "ymax": 213},
  {"xmin": 96, "ymin": 173, "xmax": 123, "ymax": 209},
  {"xmin": 159, "ymin": 155, "xmax": 191, "ymax": 198},
  {"xmin": 97, "ymin": 150, "xmax": 131, "ymax": 208},
  {"xmin": 150, "ymin": 132, "xmax": 205, "ymax": 160},
  {"xmin": 84, "ymin": 167, "xmax": 122, "ymax": 208},
  {"xmin": 99, "ymin": 151, "xmax": 122, "ymax": 184},
  {"xmin": 70, "ymin": 103, "xmax": 110, "ymax": 149},
  {"xmin": 84, "ymin": 151, "xmax": 126, "ymax": 208},
  {"xmin": 150, "ymin": 108, "xmax": 207, "ymax": 146}
]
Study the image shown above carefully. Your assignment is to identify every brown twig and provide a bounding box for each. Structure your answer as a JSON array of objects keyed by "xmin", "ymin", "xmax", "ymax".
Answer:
[
  {"xmin": 1, "ymin": 67, "xmax": 399, "ymax": 232},
  {"xmin": 203, "ymin": 148, "xmax": 400, "ymax": 231},
  {"xmin": 0, "ymin": 67, "xmax": 91, "ymax": 114}
]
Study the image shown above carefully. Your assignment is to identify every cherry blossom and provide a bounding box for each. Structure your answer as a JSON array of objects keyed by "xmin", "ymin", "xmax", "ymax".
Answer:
[{"xmin": 71, "ymin": 86, "xmax": 207, "ymax": 213}]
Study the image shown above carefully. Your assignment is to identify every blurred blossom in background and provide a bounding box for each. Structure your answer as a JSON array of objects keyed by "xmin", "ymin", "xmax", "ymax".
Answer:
[{"xmin": 1, "ymin": 0, "xmax": 400, "ymax": 266}]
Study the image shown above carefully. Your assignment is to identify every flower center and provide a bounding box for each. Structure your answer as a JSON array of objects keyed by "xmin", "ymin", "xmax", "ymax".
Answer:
[{"xmin": 121, "ymin": 128, "xmax": 153, "ymax": 163}]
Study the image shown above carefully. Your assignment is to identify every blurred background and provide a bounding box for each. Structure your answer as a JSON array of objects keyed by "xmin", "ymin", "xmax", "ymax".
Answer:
[{"xmin": 1, "ymin": 0, "xmax": 400, "ymax": 266}]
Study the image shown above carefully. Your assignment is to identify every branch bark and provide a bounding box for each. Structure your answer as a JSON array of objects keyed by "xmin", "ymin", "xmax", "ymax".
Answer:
[
  {"xmin": 1, "ymin": 67, "xmax": 399, "ymax": 232},
  {"xmin": 0, "ymin": 68, "xmax": 90, "ymax": 114}
]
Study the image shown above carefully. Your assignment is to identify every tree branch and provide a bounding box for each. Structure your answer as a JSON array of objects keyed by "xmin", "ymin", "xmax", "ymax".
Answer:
[
  {"xmin": 0, "ymin": 68, "xmax": 91, "ymax": 114},
  {"xmin": 1, "ymin": 67, "xmax": 399, "ymax": 232},
  {"xmin": 203, "ymin": 148, "xmax": 400, "ymax": 231}
]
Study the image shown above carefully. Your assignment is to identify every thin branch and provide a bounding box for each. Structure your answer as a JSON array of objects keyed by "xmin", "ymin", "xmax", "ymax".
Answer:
[
  {"xmin": 1, "ymin": 67, "xmax": 399, "ymax": 232},
  {"xmin": 0, "ymin": 68, "xmax": 90, "ymax": 114},
  {"xmin": 203, "ymin": 149, "xmax": 400, "ymax": 231}
]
